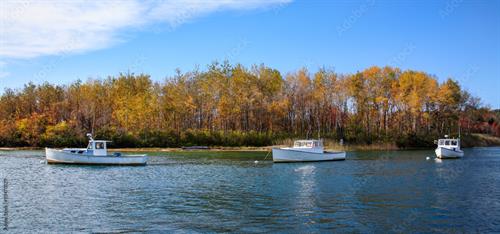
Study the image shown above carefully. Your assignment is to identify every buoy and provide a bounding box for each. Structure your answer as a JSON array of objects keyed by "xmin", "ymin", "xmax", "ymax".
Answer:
[
  {"xmin": 254, "ymin": 160, "xmax": 259, "ymax": 164},
  {"xmin": 426, "ymin": 157, "xmax": 430, "ymax": 160}
]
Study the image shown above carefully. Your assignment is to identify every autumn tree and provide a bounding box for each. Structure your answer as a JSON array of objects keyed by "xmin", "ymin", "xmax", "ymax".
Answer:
[{"xmin": 0, "ymin": 63, "xmax": 494, "ymax": 148}]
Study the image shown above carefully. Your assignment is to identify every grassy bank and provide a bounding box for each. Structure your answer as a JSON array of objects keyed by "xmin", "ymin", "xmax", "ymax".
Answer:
[
  {"xmin": 98, "ymin": 133, "xmax": 500, "ymax": 152},
  {"xmin": 461, "ymin": 134, "xmax": 500, "ymax": 147},
  {"xmin": 0, "ymin": 144, "xmax": 396, "ymax": 152},
  {"xmin": 110, "ymin": 134, "xmax": 500, "ymax": 152},
  {"xmin": 2, "ymin": 134, "xmax": 499, "ymax": 152}
]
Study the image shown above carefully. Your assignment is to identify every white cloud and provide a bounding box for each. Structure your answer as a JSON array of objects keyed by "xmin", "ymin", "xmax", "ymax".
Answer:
[{"xmin": 0, "ymin": 0, "xmax": 291, "ymax": 59}]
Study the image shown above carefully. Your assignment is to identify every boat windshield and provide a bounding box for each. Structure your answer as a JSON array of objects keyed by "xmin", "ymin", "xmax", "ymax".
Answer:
[
  {"xmin": 438, "ymin": 139, "xmax": 458, "ymax": 146},
  {"xmin": 294, "ymin": 141, "xmax": 322, "ymax": 148},
  {"xmin": 87, "ymin": 142, "xmax": 93, "ymax": 149},
  {"xmin": 294, "ymin": 141, "xmax": 313, "ymax": 147},
  {"xmin": 95, "ymin": 142, "xmax": 105, "ymax": 149}
]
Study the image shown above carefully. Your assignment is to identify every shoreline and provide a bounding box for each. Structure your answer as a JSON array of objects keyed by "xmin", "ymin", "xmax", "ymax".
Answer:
[
  {"xmin": 0, "ymin": 145, "xmax": 479, "ymax": 152},
  {"xmin": 1, "ymin": 134, "xmax": 499, "ymax": 152},
  {"xmin": 1, "ymin": 146, "xmax": 499, "ymax": 152},
  {"xmin": 0, "ymin": 145, "xmax": 405, "ymax": 152}
]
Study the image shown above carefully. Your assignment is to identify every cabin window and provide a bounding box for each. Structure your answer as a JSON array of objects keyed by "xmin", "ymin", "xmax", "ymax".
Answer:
[
  {"xmin": 438, "ymin": 140, "xmax": 444, "ymax": 145},
  {"xmin": 451, "ymin": 141, "xmax": 457, "ymax": 146},
  {"xmin": 445, "ymin": 140, "xmax": 450, "ymax": 146},
  {"xmin": 314, "ymin": 142, "xmax": 318, "ymax": 147},
  {"xmin": 96, "ymin": 142, "xmax": 105, "ymax": 149},
  {"xmin": 306, "ymin": 142, "xmax": 312, "ymax": 147}
]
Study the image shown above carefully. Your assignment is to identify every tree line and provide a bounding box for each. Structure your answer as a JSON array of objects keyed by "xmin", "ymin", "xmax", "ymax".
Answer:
[{"xmin": 0, "ymin": 62, "xmax": 498, "ymax": 148}]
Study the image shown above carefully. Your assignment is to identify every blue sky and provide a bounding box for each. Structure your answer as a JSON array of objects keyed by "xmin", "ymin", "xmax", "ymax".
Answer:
[{"xmin": 1, "ymin": 0, "xmax": 499, "ymax": 107}]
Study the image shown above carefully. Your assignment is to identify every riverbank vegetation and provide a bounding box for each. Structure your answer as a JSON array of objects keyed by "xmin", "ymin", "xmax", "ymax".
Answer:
[{"xmin": 1, "ymin": 63, "xmax": 499, "ymax": 148}]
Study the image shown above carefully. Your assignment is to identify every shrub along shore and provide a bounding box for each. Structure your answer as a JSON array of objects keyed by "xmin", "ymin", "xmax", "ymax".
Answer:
[{"xmin": 1, "ymin": 134, "xmax": 499, "ymax": 152}]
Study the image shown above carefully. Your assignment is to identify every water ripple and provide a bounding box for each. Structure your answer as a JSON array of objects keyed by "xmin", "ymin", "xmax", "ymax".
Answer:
[{"xmin": 0, "ymin": 148, "xmax": 499, "ymax": 232}]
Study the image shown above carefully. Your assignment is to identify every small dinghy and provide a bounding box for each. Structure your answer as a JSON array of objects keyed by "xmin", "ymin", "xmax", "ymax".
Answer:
[
  {"xmin": 272, "ymin": 139, "xmax": 346, "ymax": 163},
  {"xmin": 435, "ymin": 136, "xmax": 464, "ymax": 159},
  {"xmin": 45, "ymin": 134, "xmax": 147, "ymax": 165}
]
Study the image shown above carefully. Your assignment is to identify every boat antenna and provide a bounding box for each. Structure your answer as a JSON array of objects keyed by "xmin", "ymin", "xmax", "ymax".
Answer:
[{"xmin": 458, "ymin": 120, "xmax": 461, "ymax": 139}]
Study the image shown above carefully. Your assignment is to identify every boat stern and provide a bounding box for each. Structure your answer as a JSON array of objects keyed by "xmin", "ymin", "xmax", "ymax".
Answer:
[{"xmin": 435, "ymin": 147, "xmax": 463, "ymax": 159}]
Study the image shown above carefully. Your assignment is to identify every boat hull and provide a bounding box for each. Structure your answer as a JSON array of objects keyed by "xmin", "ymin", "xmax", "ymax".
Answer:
[
  {"xmin": 45, "ymin": 148, "xmax": 147, "ymax": 165},
  {"xmin": 435, "ymin": 147, "xmax": 464, "ymax": 159},
  {"xmin": 272, "ymin": 148, "xmax": 346, "ymax": 163}
]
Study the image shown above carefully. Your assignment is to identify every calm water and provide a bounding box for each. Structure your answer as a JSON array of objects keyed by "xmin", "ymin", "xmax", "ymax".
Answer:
[{"xmin": 1, "ymin": 148, "xmax": 499, "ymax": 233}]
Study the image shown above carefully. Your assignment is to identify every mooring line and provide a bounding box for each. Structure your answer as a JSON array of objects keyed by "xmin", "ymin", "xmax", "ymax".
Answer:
[{"xmin": 264, "ymin": 150, "xmax": 271, "ymax": 161}]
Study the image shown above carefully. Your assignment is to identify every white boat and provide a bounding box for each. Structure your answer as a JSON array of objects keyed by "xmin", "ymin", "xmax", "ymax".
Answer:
[
  {"xmin": 45, "ymin": 134, "xmax": 147, "ymax": 165},
  {"xmin": 272, "ymin": 140, "xmax": 346, "ymax": 163},
  {"xmin": 435, "ymin": 136, "xmax": 464, "ymax": 159}
]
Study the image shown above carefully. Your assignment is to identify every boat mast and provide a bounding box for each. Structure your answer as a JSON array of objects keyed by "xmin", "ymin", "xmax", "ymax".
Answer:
[{"xmin": 458, "ymin": 122, "xmax": 461, "ymax": 139}]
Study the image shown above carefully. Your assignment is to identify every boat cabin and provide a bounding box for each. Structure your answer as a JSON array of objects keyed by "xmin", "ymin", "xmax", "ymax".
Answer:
[
  {"xmin": 437, "ymin": 138, "xmax": 460, "ymax": 150},
  {"xmin": 63, "ymin": 134, "xmax": 111, "ymax": 156},
  {"xmin": 86, "ymin": 140, "xmax": 110, "ymax": 156},
  {"xmin": 292, "ymin": 140, "xmax": 324, "ymax": 153}
]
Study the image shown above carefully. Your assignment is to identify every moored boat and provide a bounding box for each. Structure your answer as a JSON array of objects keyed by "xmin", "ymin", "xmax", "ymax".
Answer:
[
  {"xmin": 272, "ymin": 140, "xmax": 346, "ymax": 163},
  {"xmin": 45, "ymin": 134, "xmax": 147, "ymax": 165},
  {"xmin": 435, "ymin": 136, "xmax": 464, "ymax": 159}
]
